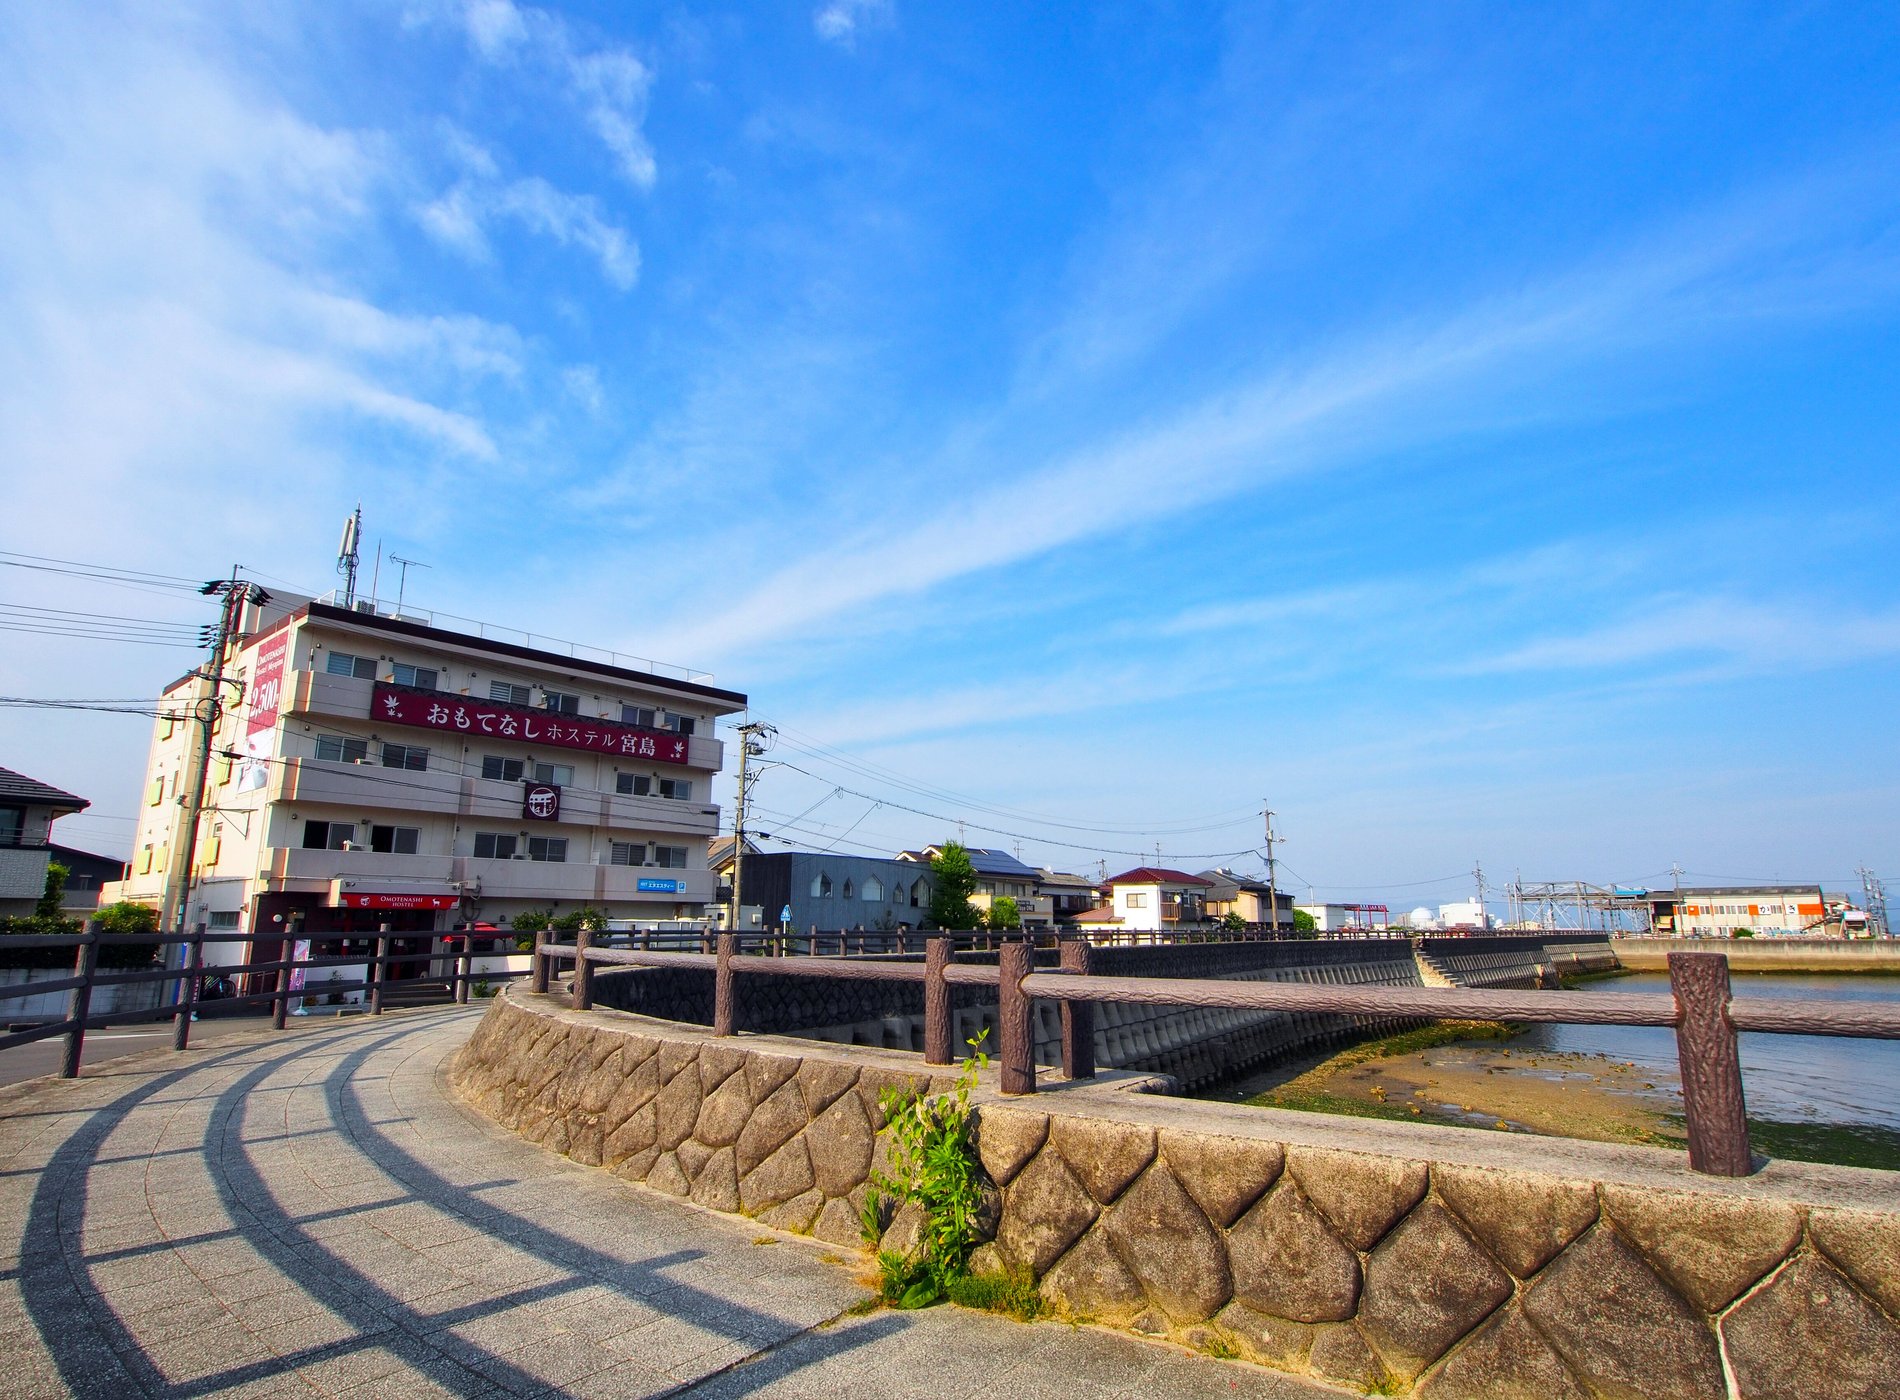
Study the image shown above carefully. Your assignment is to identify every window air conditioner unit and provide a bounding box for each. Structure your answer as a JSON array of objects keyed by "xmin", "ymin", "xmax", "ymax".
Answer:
[{"xmin": 353, "ymin": 601, "xmax": 377, "ymax": 614}]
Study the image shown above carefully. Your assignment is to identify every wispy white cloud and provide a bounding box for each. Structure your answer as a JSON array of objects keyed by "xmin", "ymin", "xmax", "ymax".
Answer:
[
  {"xmin": 813, "ymin": 0, "xmax": 893, "ymax": 49},
  {"xmin": 419, "ymin": 169, "xmax": 640, "ymax": 289},
  {"xmin": 637, "ymin": 164, "xmax": 1900, "ymax": 668},
  {"xmin": 1461, "ymin": 596, "xmax": 1900, "ymax": 677},
  {"xmin": 427, "ymin": 0, "xmax": 658, "ymax": 189}
]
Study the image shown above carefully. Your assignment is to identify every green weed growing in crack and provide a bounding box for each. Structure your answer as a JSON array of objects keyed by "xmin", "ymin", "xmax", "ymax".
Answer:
[{"xmin": 867, "ymin": 1030, "xmax": 989, "ymax": 1308}]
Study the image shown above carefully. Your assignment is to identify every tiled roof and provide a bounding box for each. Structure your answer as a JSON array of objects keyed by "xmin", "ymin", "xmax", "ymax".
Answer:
[
  {"xmin": 0, "ymin": 765, "xmax": 88, "ymax": 811},
  {"xmin": 1102, "ymin": 866, "xmax": 1214, "ymax": 887}
]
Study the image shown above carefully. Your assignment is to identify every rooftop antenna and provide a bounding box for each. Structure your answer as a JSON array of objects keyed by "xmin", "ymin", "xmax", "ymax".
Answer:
[
  {"xmin": 336, "ymin": 504, "xmax": 363, "ymax": 608},
  {"xmin": 390, "ymin": 554, "xmax": 430, "ymax": 616}
]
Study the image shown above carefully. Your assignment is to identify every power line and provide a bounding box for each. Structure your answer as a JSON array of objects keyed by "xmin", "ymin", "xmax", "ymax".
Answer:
[
  {"xmin": 0, "ymin": 603, "xmax": 198, "ymax": 628},
  {"xmin": 0, "ymin": 550, "xmax": 202, "ymax": 586},
  {"xmin": 765, "ymin": 723, "xmax": 1261, "ymax": 839},
  {"xmin": 764, "ymin": 757, "xmax": 1260, "ymax": 860}
]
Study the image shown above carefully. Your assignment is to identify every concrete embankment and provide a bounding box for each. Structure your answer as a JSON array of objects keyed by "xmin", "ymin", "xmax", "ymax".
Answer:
[
  {"xmin": 455, "ymin": 986, "xmax": 1900, "ymax": 1399},
  {"xmin": 1613, "ymin": 937, "xmax": 1900, "ymax": 974}
]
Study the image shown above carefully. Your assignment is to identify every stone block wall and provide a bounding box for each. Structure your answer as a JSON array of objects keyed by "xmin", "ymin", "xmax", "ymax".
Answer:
[
  {"xmin": 451, "ymin": 991, "xmax": 955, "ymax": 1248},
  {"xmin": 456, "ymin": 987, "xmax": 1900, "ymax": 1399},
  {"xmin": 971, "ymin": 1100, "xmax": 1900, "ymax": 1398}
]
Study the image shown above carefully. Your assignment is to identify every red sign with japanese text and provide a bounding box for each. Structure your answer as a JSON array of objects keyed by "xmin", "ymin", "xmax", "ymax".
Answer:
[
  {"xmin": 370, "ymin": 685, "xmax": 692, "ymax": 765},
  {"xmin": 339, "ymin": 892, "xmax": 460, "ymax": 910}
]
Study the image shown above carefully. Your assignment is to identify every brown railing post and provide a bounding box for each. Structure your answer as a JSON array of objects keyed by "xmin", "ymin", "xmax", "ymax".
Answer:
[
  {"xmin": 1670, "ymin": 952, "xmax": 1752, "ymax": 1176},
  {"xmin": 370, "ymin": 925, "xmax": 390, "ymax": 1014},
  {"xmin": 924, "ymin": 936, "xmax": 953, "ymax": 1065},
  {"xmin": 998, "ymin": 938, "xmax": 1035, "ymax": 1095},
  {"xmin": 172, "ymin": 924, "xmax": 204, "ymax": 1051},
  {"xmin": 572, "ymin": 927, "xmax": 595, "ymax": 1011},
  {"xmin": 713, "ymin": 932, "xmax": 736, "ymax": 1036},
  {"xmin": 530, "ymin": 926, "xmax": 551, "ymax": 994},
  {"xmin": 271, "ymin": 930, "xmax": 294, "ymax": 1031},
  {"xmin": 1059, "ymin": 937, "xmax": 1095, "ymax": 1080},
  {"xmin": 59, "ymin": 921, "xmax": 99, "ymax": 1078}
]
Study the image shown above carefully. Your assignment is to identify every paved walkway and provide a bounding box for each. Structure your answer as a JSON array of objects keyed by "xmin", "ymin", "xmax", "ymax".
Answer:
[{"xmin": 0, "ymin": 1007, "xmax": 1340, "ymax": 1399}]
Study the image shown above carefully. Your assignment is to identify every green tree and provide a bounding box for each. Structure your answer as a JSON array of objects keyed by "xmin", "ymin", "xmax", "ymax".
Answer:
[
  {"xmin": 35, "ymin": 862, "xmax": 70, "ymax": 919},
  {"xmin": 1291, "ymin": 907, "xmax": 1316, "ymax": 934},
  {"xmin": 986, "ymin": 896, "xmax": 1022, "ymax": 931},
  {"xmin": 93, "ymin": 900, "xmax": 160, "ymax": 968},
  {"xmin": 927, "ymin": 843, "xmax": 980, "ymax": 930},
  {"xmin": 1219, "ymin": 910, "xmax": 1246, "ymax": 934}
]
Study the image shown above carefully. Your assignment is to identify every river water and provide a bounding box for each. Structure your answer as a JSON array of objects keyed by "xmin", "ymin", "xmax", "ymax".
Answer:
[{"xmin": 1527, "ymin": 973, "xmax": 1900, "ymax": 1130}]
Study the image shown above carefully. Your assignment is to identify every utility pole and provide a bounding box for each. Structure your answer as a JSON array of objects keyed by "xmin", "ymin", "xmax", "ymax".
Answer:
[
  {"xmin": 728, "ymin": 722, "xmax": 773, "ymax": 935},
  {"xmin": 162, "ymin": 570, "xmax": 270, "ymax": 934},
  {"xmin": 1474, "ymin": 861, "xmax": 1488, "ymax": 929},
  {"xmin": 1262, "ymin": 805, "xmax": 1279, "ymax": 932},
  {"xmin": 1860, "ymin": 866, "xmax": 1889, "ymax": 939}
]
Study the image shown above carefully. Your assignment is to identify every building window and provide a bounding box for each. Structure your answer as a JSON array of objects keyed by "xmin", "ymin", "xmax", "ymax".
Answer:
[
  {"xmin": 314, "ymin": 735, "xmax": 369, "ymax": 764},
  {"xmin": 482, "ymin": 756, "xmax": 525, "ymax": 782},
  {"xmin": 392, "ymin": 663, "xmax": 438, "ymax": 690},
  {"xmin": 489, "ymin": 681, "xmax": 531, "ymax": 705},
  {"xmin": 532, "ymin": 761, "xmax": 574, "ymax": 787},
  {"xmin": 303, "ymin": 820, "xmax": 353, "ymax": 850},
  {"xmin": 148, "ymin": 778, "xmax": 164, "ymax": 806},
  {"xmin": 1126, "ymin": 893, "xmax": 1148, "ymax": 908},
  {"xmin": 812, "ymin": 872, "xmax": 833, "ymax": 897},
  {"xmin": 616, "ymin": 773, "xmax": 652, "ymax": 796},
  {"xmin": 382, "ymin": 743, "xmax": 429, "ymax": 771},
  {"xmin": 842, "ymin": 878, "xmax": 855, "ymax": 899},
  {"xmin": 862, "ymin": 876, "xmax": 883, "ymax": 901},
  {"xmin": 138, "ymin": 845, "xmax": 154, "ymax": 874},
  {"xmin": 473, "ymin": 832, "xmax": 518, "ymax": 859},
  {"xmin": 658, "ymin": 777, "xmax": 692, "ymax": 801},
  {"xmin": 653, "ymin": 845, "xmax": 689, "ymax": 869},
  {"xmin": 369, "ymin": 825, "xmax": 420, "ymax": 855},
  {"xmin": 621, "ymin": 704, "xmax": 656, "ymax": 728},
  {"xmin": 0, "ymin": 807, "xmax": 22, "ymax": 846},
  {"xmin": 543, "ymin": 690, "xmax": 580, "ymax": 715},
  {"xmin": 527, "ymin": 837, "xmax": 567, "ymax": 863},
  {"xmin": 208, "ymin": 911, "xmax": 241, "ymax": 930},
  {"xmin": 325, "ymin": 651, "xmax": 377, "ymax": 680},
  {"xmin": 665, "ymin": 714, "xmax": 697, "ymax": 737},
  {"xmin": 610, "ymin": 841, "xmax": 646, "ymax": 866}
]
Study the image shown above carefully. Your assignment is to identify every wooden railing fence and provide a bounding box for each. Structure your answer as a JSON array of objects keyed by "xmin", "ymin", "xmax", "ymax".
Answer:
[
  {"xmin": 0, "ymin": 922, "xmax": 533, "ymax": 1075},
  {"xmin": 536, "ymin": 931, "xmax": 1900, "ymax": 1179}
]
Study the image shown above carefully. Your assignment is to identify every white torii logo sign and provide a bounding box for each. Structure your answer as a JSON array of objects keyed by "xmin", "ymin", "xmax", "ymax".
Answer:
[{"xmin": 523, "ymin": 783, "xmax": 561, "ymax": 821}]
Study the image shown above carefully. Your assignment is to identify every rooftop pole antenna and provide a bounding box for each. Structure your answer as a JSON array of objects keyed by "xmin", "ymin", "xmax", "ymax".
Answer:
[
  {"xmin": 336, "ymin": 503, "xmax": 363, "ymax": 608},
  {"xmin": 390, "ymin": 554, "xmax": 430, "ymax": 616}
]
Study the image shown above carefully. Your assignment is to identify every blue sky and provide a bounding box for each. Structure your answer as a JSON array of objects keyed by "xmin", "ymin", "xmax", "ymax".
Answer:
[{"xmin": 1, "ymin": 2, "xmax": 1896, "ymax": 905}]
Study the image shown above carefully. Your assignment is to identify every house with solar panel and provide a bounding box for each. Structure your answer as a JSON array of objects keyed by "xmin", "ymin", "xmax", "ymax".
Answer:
[{"xmin": 895, "ymin": 844, "xmax": 1051, "ymax": 927}]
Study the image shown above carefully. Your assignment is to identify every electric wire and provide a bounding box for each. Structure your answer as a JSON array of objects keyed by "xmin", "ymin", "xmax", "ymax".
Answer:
[{"xmin": 763, "ymin": 723, "xmax": 1261, "ymax": 838}]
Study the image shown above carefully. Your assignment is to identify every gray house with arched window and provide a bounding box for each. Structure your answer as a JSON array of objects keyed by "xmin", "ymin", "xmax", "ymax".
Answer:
[{"xmin": 725, "ymin": 851, "xmax": 933, "ymax": 930}]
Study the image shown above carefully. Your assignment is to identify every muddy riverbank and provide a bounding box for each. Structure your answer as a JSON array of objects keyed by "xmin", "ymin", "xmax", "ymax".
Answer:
[{"xmin": 1203, "ymin": 971, "xmax": 1900, "ymax": 1170}]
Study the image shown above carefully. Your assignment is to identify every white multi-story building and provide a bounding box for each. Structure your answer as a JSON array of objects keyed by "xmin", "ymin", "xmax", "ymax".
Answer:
[{"xmin": 107, "ymin": 594, "xmax": 745, "ymax": 960}]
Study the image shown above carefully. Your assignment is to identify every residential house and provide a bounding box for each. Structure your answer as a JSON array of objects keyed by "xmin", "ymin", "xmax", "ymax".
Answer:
[
  {"xmin": 0, "ymin": 766, "xmax": 89, "ymax": 918},
  {"xmin": 896, "ymin": 845, "xmax": 1050, "ymax": 927},
  {"xmin": 1197, "ymin": 868, "xmax": 1295, "ymax": 931}
]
